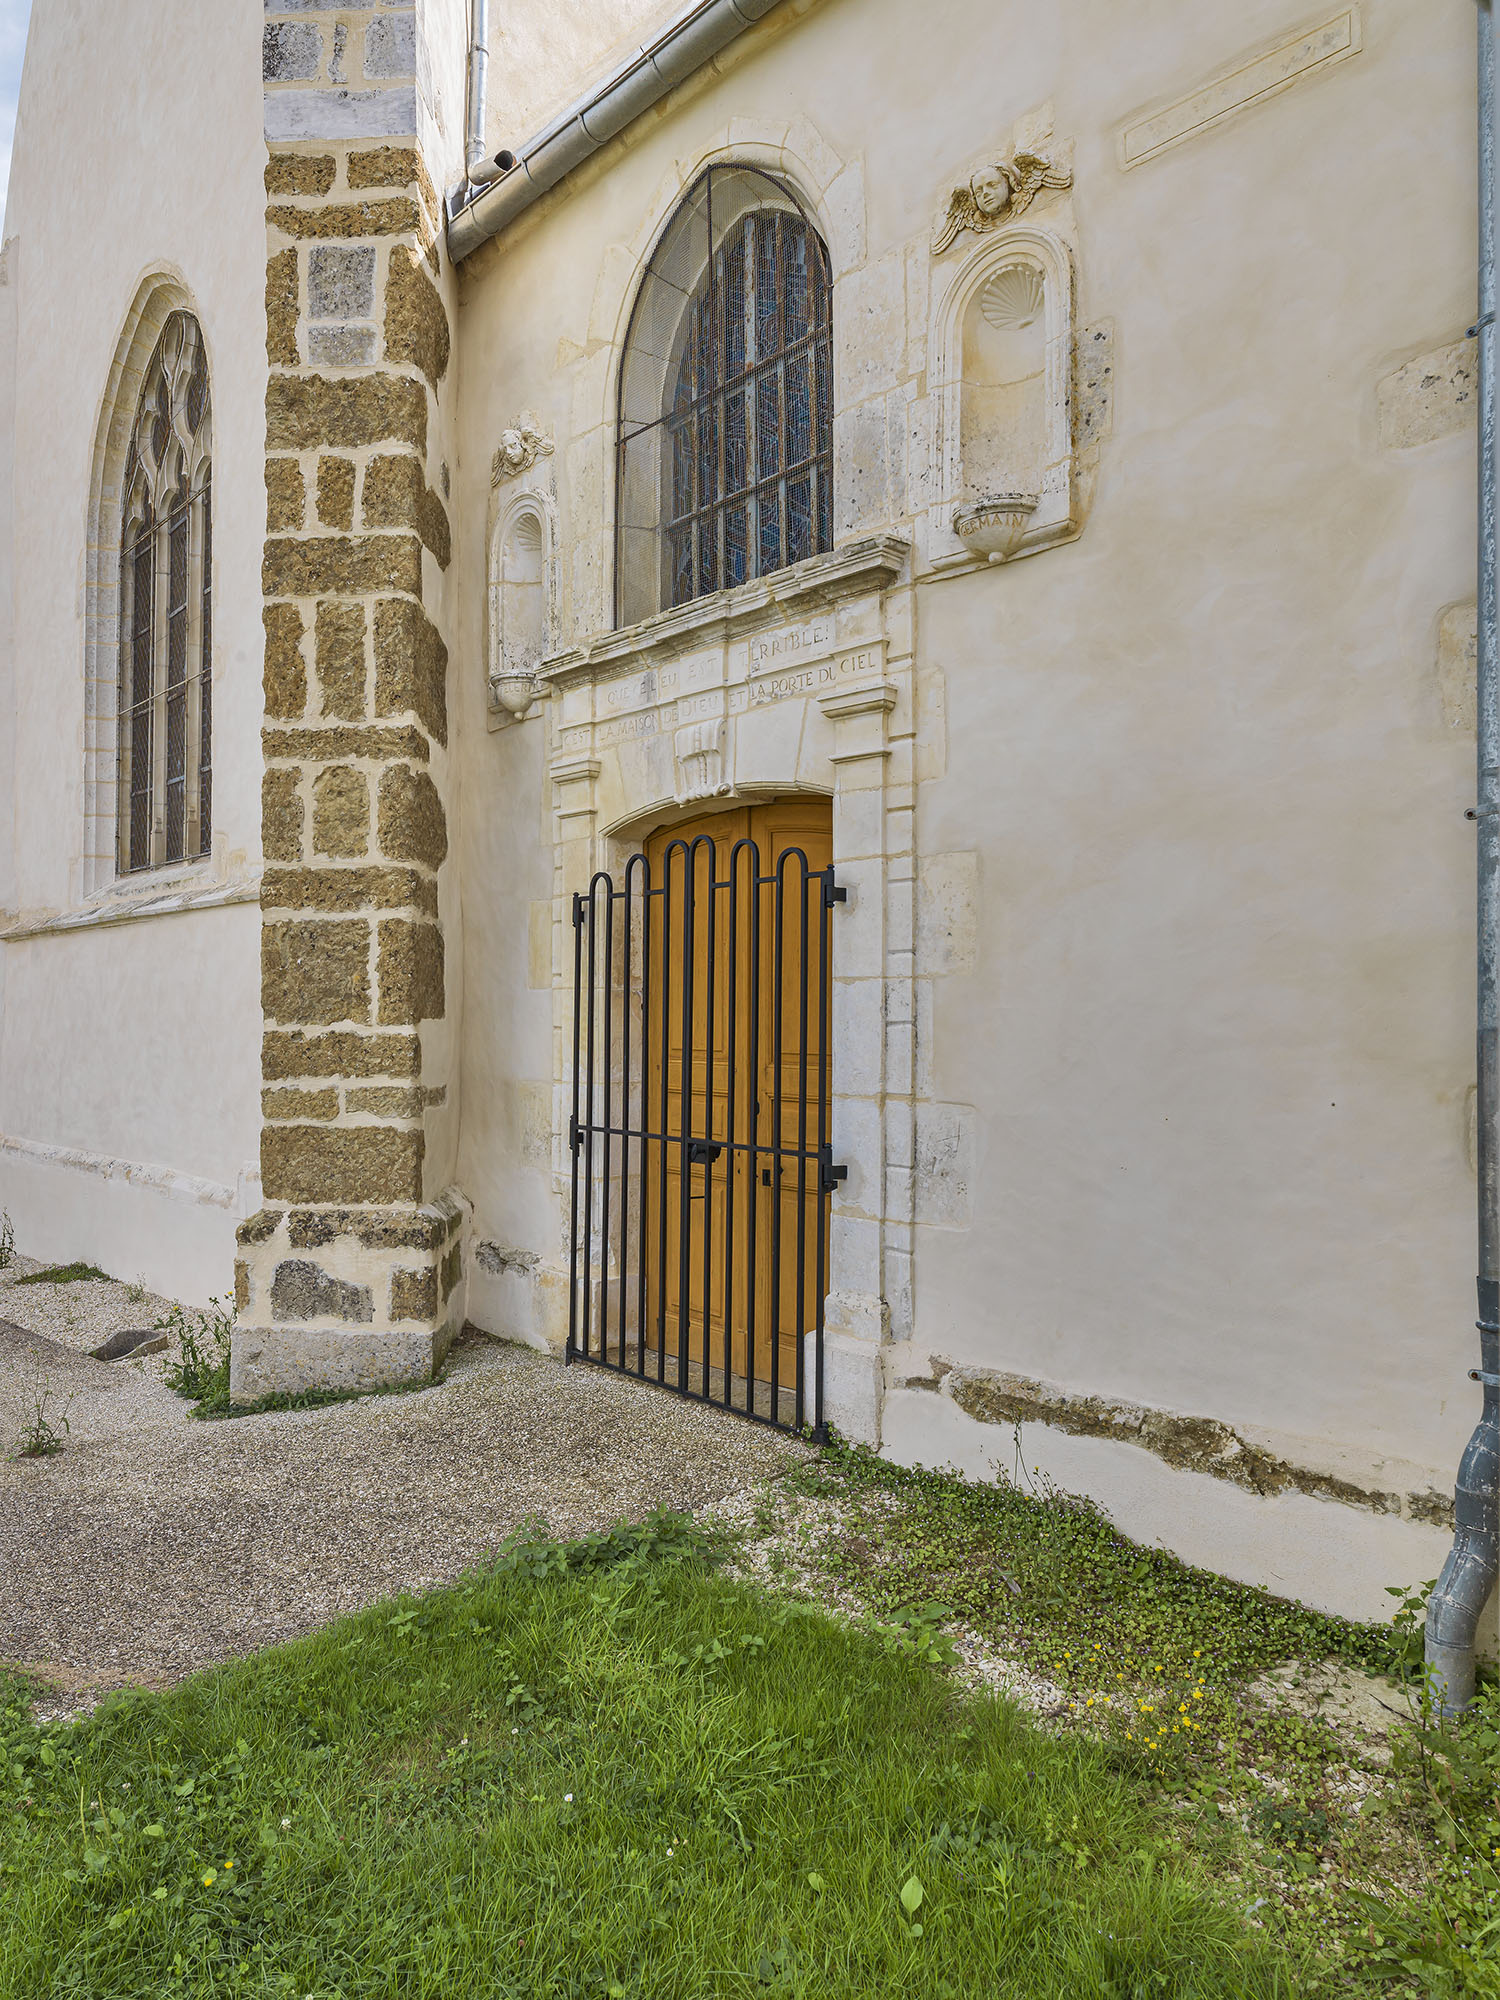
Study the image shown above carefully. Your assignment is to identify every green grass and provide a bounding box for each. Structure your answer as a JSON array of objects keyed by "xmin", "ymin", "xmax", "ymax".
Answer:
[
  {"xmin": 0, "ymin": 1515, "xmax": 1298, "ymax": 1999},
  {"xmin": 11, "ymin": 1262, "xmax": 110, "ymax": 1286}
]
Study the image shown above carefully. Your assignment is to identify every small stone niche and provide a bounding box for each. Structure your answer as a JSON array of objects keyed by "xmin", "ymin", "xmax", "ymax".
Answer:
[{"xmin": 928, "ymin": 227, "xmax": 1078, "ymax": 569}]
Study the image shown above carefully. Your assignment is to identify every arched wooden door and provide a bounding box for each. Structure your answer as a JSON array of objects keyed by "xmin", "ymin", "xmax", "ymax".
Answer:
[{"xmin": 640, "ymin": 797, "xmax": 832, "ymax": 1405}]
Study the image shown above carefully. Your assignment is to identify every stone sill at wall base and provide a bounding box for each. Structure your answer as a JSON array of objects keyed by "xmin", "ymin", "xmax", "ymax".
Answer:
[
  {"xmin": 229, "ymin": 1320, "xmax": 455, "ymax": 1403},
  {"xmin": 1, "ymin": 875, "xmax": 261, "ymax": 942},
  {"xmin": 540, "ymin": 535, "xmax": 910, "ymax": 686}
]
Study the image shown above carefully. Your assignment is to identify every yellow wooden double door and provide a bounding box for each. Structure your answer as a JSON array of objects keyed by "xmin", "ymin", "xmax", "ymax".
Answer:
[{"xmin": 641, "ymin": 798, "xmax": 832, "ymax": 1391}]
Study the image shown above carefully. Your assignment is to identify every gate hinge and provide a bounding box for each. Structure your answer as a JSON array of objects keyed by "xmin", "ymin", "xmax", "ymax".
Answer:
[
  {"xmin": 824, "ymin": 874, "xmax": 848, "ymax": 909},
  {"xmin": 569, "ymin": 1114, "xmax": 583, "ymax": 1154},
  {"xmin": 819, "ymin": 1144, "xmax": 848, "ymax": 1194},
  {"xmin": 571, "ymin": 892, "xmax": 586, "ymax": 927}
]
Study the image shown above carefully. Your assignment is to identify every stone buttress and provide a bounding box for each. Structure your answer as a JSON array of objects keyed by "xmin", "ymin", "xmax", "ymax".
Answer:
[{"xmin": 234, "ymin": 6, "xmax": 464, "ymax": 1398}]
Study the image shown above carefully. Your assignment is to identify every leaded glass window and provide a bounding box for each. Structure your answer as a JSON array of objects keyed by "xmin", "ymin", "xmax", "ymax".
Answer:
[
  {"xmin": 118, "ymin": 312, "xmax": 212, "ymax": 873},
  {"xmin": 616, "ymin": 167, "xmax": 833, "ymax": 628}
]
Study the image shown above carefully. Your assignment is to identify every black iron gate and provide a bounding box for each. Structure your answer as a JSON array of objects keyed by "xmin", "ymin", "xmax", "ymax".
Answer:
[{"xmin": 566, "ymin": 834, "xmax": 844, "ymax": 1436}]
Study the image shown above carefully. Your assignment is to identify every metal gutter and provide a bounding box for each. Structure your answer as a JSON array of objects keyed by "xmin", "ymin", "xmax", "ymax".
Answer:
[
  {"xmin": 447, "ymin": 0, "xmax": 786, "ymax": 262},
  {"xmin": 1427, "ymin": 0, "xmax": 1500, "ymax": 1715}
]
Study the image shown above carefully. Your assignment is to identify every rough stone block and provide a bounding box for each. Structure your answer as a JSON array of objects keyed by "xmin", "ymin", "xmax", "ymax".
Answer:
[
  {"xmin": 263, "ymin": 1085, "xmax": 339, "ymax": 1121},
  {"xmin": 313, "ymin": 766, "xmax": 371, "ymax": 858},
  {"xmin": 266, "ymin": 373, "xmax": 426, "ymax": 453},
  {"xmin": 314, "ymin": 599, "xmax": 366, "ymax": 715},
  {"xmin": 234, "ymin": 1260, "xmax": 250, "ymax": 1314},
  {"xmin": 390, "ymin": 1266, "xmax": 438, "ymax": 1321},
  {"xmin": 346, "ymin": 1084, "xmax": 423, "ymax": 1117},
  {"xmin": 363, "ymin": 12, "xmax": 416, "ymax": 79},
  {"xmin": 316, "ymin": 457, "xmax": 356, "ymax": 533},
  {"xmin": 263, "ymin": 1029, "xmax": 419, "ymax": 1080},
  {"xmin": 348, "ymin": 146, "xmax": 436, "ymax": 213},
  {"xmin": 261, "ymin": 1124, "xmax": 424, "ymax": 1205},
  {"xmin": 1378, "ymin": 339, "xmax": 1477, "ymax": 448},
  {"xmin": 373, "ymin": 597, "xmax": 447, "ymax": 744},
  {"xmin": 266, "ymin": 457, "xmax": 306, "ymax": 533},
  {"xmin": 263, "ymin": 532, "xmax": 422, "ymax": 599},
  {"xmin": 265, "ymin": 152, "xmax": 336, "ymax": 197},
  {"xmin": 308, "ymin": 325, "xmax": 377, "ymax": 367},
  {"xmin": 1439, "ymin": 599, "xmax": 1479, "ymax": 732},
  {"xmin": 361, "ymin": 452, "xmax": 450, "ymax": 566},
  {"xmin": 271, "ymin": 1259, "xmax": 375, "ymax": 1324},
  {"xmin": 377, "ymin": 918, "xmax": 444, "ymax": 1024},
  {"xmin": 261, "ymin": 865, "xmax": 438, "ymax": 916},
  {"xmin": 267, "ymin": 197, "xmax": 423, "ymax": 241},
  {"xmin": 262, "ymin": 918, "xmax": 371, "ymax": 1025},
  {"xmin": 236, "ymin": 1208, "xmax": 285, "ymax": 1246},
  {"xmin": 262, "ymin": 767, "xmax": 305, "ymax": 864},
  {"xmin": 308, "ymin": 243, "xmax": 376, "ymax": 320},
  {"xmin": 377, "ymin": 762, "xmax": 447, "ymax": 868},
  {"xmin": 263, "ymin": 603, "xmax": 307, "ymax": 719},
  {"xmin": 266, "ymin": 248, "xmax": 300, "ymax": 366},
  {"xmin": 264, "ymin": 723, "xmax": 428, "ymax": 764},
  {"xmin": 230, "ymin": 1325, "xmax": 437, "ymax": 1402},
  {"xmin": 263, "ymin": 21, "xmax": 323, "ymax": 81},
  {"xmin": 384, "ymin": 244, "xmax": 450, "ymax": 387}
]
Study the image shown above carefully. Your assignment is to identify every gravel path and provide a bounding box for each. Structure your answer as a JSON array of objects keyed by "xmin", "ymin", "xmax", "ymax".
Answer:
[{"xmin": 0, "ymin": 1264, "xmax": 807, "ymax": 1699}]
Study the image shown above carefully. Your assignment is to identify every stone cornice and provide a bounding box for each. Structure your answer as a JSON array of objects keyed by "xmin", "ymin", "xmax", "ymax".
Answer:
[{"xmin": 539, "ymin": 536, "xmax": 910, "ymax": 689}]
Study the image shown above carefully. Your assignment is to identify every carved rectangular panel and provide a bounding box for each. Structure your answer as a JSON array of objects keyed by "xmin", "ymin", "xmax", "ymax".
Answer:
[{"xmin": 1119, "ymin": 9, "xmax": 1361, "ymax": 170}]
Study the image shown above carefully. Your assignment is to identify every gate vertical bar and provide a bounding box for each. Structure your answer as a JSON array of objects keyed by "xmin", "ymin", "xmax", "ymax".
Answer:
[
  {"xmin": 702, "ymin": 838, "xmax": 719, "ymax": 1403},
  {"xmin": 655, "ymin": 845, "xmax": 676, "ymax": 1383},
  {"xmin": 794, "ymin": 847, "xmax": 811, "ymax": 1433},
  {"xmin": 745, "ymin": 840, "xmax": 763, "ymax": 1411},
  {"xmin": 599, "ymin": 872, "xmax": 616, "ymax": 1375},
  {"xmin": 768, "ymin": 850, "xmax": 787, "ymax": 1422},
  {"xmin": 580, "ymin": 876, "xmax": 602, "ymax": 1364},
  {"xmin": 635, "ymin": 855, "xmax": 654, "ymax": 1378},
  {"xmin": 566, "ymin": 886, "xmax": 586, "ymax": 1362},
  {"xmin": 814, "ymin": 863, "xmax": 831, "ymax": 1438},
  {"xmin": 677, "ymin": 840, "xmax": 699, "ymax": 1396}
]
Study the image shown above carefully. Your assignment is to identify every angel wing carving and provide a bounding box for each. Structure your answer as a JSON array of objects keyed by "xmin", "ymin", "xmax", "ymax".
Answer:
[
  {"xmin": 933, "ymin": 183, "xmax": 986, "ymax": 257},
  {"xmin": 1006, "ymin": 150, "xmax": 1073, "ymax": 220}
]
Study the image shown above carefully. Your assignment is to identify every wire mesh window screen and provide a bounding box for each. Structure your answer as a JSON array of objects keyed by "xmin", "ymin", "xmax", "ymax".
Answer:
[
  {"xmin": 616, "ymin": 166, "xmax": 834, "ymax": 629},
  {"xmin": 116, "ymin": 311, "xmax": 213, "ymax": 874}
]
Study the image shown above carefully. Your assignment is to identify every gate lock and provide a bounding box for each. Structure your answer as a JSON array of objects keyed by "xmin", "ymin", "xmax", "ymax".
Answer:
[{"xmin": 684, "ymin": 1139, "xmax": 723, "ymax": 1166}]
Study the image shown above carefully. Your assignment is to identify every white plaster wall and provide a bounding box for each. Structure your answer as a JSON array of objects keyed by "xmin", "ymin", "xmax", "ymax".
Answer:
[
  {"xmin": 0, "ymin": 0, "xmax": 266, "ymax": 1299},
  {"xmin": 486, "ymin": 0, "xmax": 686, "ymax": 152},
  {"xmin": 448, "ymin": 0, "xmax": 1479, "ymax": 1612}
]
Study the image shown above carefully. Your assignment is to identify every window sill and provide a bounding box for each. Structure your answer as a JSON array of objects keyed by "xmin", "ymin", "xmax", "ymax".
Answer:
[
  {"xmin": 539, "ymin": 535, "xmax": 910, "ymax": 689},
  {"xmin": 0, "ymin": 871, "xmax": 261, "ymax": 943}
]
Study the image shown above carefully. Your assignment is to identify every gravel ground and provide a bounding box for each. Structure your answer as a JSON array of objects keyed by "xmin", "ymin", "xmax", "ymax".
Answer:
[{"xmin": 0, "ymin": 1259, "xmax": 808, "ymax": 1700}]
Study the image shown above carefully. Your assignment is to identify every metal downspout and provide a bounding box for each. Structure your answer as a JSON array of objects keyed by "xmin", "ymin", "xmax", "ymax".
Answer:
[
  {"xmin": 463, "ymin": 0, "xmax": 511, "ymax": 192},
  {"xmin": 1427, "ymin": 0, "xmax": 1500, "ymax": 1715}
]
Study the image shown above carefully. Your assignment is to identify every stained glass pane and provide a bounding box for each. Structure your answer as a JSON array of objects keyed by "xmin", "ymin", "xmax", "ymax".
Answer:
[
  {"xmin": 116, "ymin": 310, "xmax": 211, "ymax": 874},
  {"xmin": 621, "ymin": 170, "xmax": 832, "ymax": 621},
  {"xmin": 786, "ymin": 350, "xmax": 812, "ymax": 468}
]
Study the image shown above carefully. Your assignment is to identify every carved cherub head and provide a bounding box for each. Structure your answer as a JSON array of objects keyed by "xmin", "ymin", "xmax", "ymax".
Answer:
[
  {"xmin": 968, "ymin": 161, "xmax": 1013, "ymax": 219},
  {"xmin": 933, "ymin": 149, "xmax": 1072, "ymax": 255}
]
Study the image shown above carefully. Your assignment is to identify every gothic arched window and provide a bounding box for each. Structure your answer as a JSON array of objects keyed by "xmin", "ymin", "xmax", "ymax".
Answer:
[
  {"xmin": 616, "ymin": 166, "xmax": 833, "ymax": 628},
  {"xmin": 118, "ymin": 311, "xmax": 212, "ymax": 873}
]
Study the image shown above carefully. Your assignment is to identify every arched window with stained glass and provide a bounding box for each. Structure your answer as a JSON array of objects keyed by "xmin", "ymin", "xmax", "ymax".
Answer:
[
  {"xmin": 616, "ymin": 166, "xmax": 833, "ymax": 628},
  {"xmin": 118, "ymin": 310, "xmax": 212, "ymax": 873}
]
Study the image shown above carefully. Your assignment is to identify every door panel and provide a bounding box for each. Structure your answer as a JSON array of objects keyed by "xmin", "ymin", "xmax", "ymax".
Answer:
[{"xmin": 642, "ymin": 799, "xmax": 832, "ymax": 1392}]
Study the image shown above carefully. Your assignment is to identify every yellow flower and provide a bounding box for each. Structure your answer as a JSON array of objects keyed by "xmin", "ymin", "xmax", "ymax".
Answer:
[
  {"xmin": 1086, "ymin": 1698, "xmax": 1095, "ymax": 1707},
  {"xmin": 1193, "ymin": 1649, "xmax": 1201, "ymax": 1658},
  {"xmin": 223, "ymin": 1861, "xmax": 233, "ymax": 1871},
  {"xmin": 202, "ymin": 1872, "xmax": 216, "ymax": 1887}
]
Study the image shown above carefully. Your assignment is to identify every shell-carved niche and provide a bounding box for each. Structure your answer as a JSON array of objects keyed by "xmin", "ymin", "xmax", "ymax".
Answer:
[
  {"xmin": 488, "ymin": 494, "xmax": 557, "ymax": 728},
  {"xmin": 928, "ymin": 227, "xmax": 1076, "ymax": 570}
]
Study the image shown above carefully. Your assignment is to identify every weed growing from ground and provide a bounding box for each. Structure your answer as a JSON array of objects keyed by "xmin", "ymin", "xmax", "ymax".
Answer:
[
  {"xmin": 11, "ymin": 1375, "xmax": 72, "ymax": 1460},
  {"xmin": 12, "ymin": 1262, "xmax": 109, "ymax": 1286},
  {"xmin": 0, "ymin": 1213, "xmax": 13, "ymax": 1271},
  {"xmin": 158, "ymin": 1300, "xmax": 234, "ymax": 1407}
]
